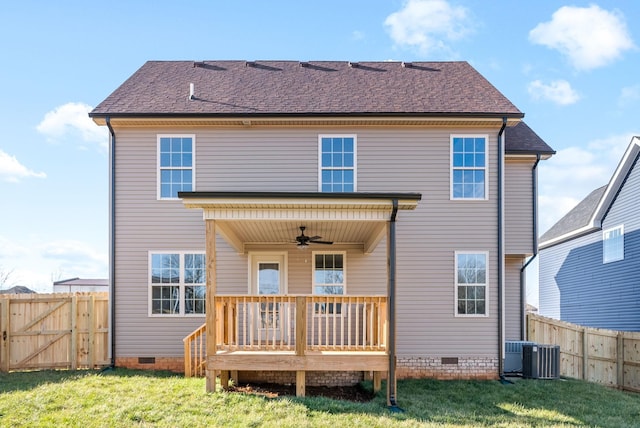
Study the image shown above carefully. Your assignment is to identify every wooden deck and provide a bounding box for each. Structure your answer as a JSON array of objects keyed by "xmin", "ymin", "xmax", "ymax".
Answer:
[{"xmin": 184, "ymin": 294, "xmax": 388, "ymax": 396}]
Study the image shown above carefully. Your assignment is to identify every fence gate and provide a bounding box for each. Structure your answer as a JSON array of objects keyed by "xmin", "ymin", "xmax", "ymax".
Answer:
[{"xmin": 0, "ymin": 293, "xmax": 109, "ymax": 372}]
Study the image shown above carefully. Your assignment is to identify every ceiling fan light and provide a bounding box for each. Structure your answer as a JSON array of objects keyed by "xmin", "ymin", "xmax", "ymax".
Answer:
[{"xmin": 297, "ymin": 242, "xmax": 309, "ymax": 250}]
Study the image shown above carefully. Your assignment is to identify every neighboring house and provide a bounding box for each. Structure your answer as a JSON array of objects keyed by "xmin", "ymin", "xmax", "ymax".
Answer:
[
  {"xmin": 53, "ymin": 278, "xmax": 109, "ymax": 293},
  {"xmin": 89, "ymin": 60, "xmax": 554, "ymax": 402},
  {"xmin": 539, "ymin": 136, "xmax": 640, "ymax": 331},
  {"xmin": 0, "ymin": 286, "xmax": 36, "ymax": 294}
]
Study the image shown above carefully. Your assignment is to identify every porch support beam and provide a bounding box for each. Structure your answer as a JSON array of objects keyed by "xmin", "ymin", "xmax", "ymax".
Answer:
[
  {"xmin": 296, "ymin": 371, "xmax": 306, "ymax": 397},
  {"xmin": 207, "ymin": 353, "xmax": 387, "ymax": 371},
  {"xmin": 215, "ymin": 221, "xmax": 244, "ymax": 253},
  {"xmin": 205, "ymin": 219, "xmax": 217, "ymax": 393},
  {"xmin": 364, "ymin": 223, "xmax": 386, "ymax": 254}
]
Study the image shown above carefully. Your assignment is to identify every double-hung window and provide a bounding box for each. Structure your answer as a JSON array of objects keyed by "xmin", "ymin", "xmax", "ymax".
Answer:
[
  {"xmin": 319, "ymin": 135, "xmax": 356, "ymax": 192},
  {"xmin": 158, "ymin": 135, "xmax": 195, "ymax": 199},
  {"xmin": 149, "ymin": 252, "xmax": 205, "ymax": 316},
  {"xmin": 451, "ymin": 135, "xmax": 487, "ymax": 200},
  {"xmin": 603, "ymin": 225, "xmax": 624, "ymax": 263},
  {"xmin": 455, "ymin": 252, "xmax": 488, "ymax": 316},
  {"xmin": 313, "ymin": 252, "xmax": 346, "ymax": 314}
]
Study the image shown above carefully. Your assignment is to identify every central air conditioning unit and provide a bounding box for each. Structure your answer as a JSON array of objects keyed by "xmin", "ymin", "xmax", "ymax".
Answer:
[
  {"xmin": 504, "ymin": 341, "xmax": 536, "ymax": 374},
  {"xmin": 522, "ymin": 344, "xmax": 560, "ymax": 379}
]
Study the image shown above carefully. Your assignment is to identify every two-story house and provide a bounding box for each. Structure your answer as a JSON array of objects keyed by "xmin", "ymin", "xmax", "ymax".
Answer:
[
  {"xmin": 538, "ymin": 136, "xmax": 640, "ymax": 331},
  {"xmin": 90, "ymin": 60, "xmax": 554, "ymax": 403}
]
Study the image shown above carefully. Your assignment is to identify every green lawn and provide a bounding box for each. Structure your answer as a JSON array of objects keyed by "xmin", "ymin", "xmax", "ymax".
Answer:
[{"xmin": 1, "ymin": 369, "xmax": 639, "ymax": 427}]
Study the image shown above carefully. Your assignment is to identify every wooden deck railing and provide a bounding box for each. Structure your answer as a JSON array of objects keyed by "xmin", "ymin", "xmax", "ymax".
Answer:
[
  {"xmin": 183, "ymin": 295, "xmax": 387, "ymax": 376},
  {"xmin": 183, "ymin": 323, "xmax": 206, "ymax": 377}
]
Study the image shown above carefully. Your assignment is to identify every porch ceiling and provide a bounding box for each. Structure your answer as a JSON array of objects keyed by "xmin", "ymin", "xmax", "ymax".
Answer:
[{"xmin": 179, "ymin": 192, "xmax": 422, "ymax": 254}]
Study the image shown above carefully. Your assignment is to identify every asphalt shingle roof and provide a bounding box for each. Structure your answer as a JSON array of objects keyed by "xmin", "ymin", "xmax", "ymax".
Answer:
[
  {"xmin": 91, "ymin": 60, "xmax": 554, "ymax": 154},
  {"xmin": 539, "ymin": 185, "xmax": 607, "ymax": 244},
  {"xmin": 90, "ymin": 60, "xmax": 524, "ymax": 117},
  {"xmin": 504, "ymin": 122, "xmax": 555, "ymax": 155}
]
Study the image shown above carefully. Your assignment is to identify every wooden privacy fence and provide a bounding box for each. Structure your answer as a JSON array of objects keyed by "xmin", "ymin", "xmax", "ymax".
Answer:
[
  {"xmin": 528, "ymin": 313, "xmax": 640, "ymax": 393},
  {"xmin": 0, "ymin": 292, "xmax": 109, "ymax": 372}
]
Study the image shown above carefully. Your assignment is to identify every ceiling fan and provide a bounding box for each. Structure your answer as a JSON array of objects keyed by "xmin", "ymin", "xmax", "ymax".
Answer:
[{"xmin": 295, "ymin": 226, "xmax": 333, "ymax": 247}]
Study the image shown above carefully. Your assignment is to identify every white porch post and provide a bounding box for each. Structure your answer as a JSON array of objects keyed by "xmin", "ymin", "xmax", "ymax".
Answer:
[{"xmin": 205, "ymin": 219, "xmax": 217, "ymax": 392}]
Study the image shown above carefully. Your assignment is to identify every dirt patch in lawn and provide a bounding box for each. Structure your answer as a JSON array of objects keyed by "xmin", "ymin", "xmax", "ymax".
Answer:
[{"xmin": 228, "ymin": 382, "xmax": 375, "ymax": 402}]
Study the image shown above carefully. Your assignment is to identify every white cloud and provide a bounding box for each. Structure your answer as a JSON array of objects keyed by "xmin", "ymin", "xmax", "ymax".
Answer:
[
  {"xmin": 37, "ymin": 102, "xmax": 108, "ymax": 151},
  {"xmin": 351, "ymin": 30, "xmax": 365, "ymax": 41},
  {"xmin": 538, "ymin": 134, "xmax": 634, "ymax": 234},
  {"xmin": 527, "ymin": 79, "xmax": 580, "ymax": 105},
  {"xmin": 384, "ymin": 0, "xmax": 473, "ymax": 57},
  {"xmin": 0, "ymin": 235, "xmax": 107, "ymax": 292},
  {"xmin": 619, "ymin": 84, "xmax": 640, "ymax": 106},
  {"xmin": 529, "ymin": 5, "xmax": 635, "ymax": 71},
  {"xmin": 0, "ymin": 149, "xmax": 46, "ymax": 183},
  {"xmin": 41, "ymin": 239, "xmax": 107, "ymax": 267}
]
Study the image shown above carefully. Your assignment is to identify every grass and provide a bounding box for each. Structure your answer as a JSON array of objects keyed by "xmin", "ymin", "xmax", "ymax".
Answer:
[{"xmin": 1, "ymin": 370, "xmax": 639, "ymax": 427}]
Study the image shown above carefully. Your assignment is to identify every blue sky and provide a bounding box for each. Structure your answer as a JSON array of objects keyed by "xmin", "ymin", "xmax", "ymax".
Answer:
[{"xmin": 0, "ymin": 1, "xmax": 638, "ymax": 301}]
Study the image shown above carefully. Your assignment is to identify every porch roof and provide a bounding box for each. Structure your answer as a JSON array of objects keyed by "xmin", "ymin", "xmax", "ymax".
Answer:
[{"xmin": 179, "ymin": 191, "xmax": 422, "ymax": 254}]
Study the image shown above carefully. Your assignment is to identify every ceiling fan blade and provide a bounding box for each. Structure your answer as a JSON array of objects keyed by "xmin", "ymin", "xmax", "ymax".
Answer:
[
  {"xmin": 310, "ymin": 240, "xmax": 333, "ymax": 245},
  {"xmin": 309, "ymin": 236, "xmax": 322, "ymax": 240}
]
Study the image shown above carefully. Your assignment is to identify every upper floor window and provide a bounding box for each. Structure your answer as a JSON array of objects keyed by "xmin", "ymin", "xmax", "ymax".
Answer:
[
  {"xmin": 149, "ymin": 252, "xmax": 205, "ymax": 316},
  {"xmin": 158, "ymin": 135, "xmax": 195, "ymax": 199},
  {"xmin": 451, "ymin": 135, "xmax": 487, "ymax": 200},
  {"xmin": 603, "ymin": 225, "xmax": 624, "ymax": 263},
  {"xmin": 313, "ymin": 252, "xmax": 346, "ymax": 314},
  {"xmin": 319, "ymin": 135, "xmax": 356, "ymax": 192},
  {"xmin": 455, "ymin": 252, "xmax": 488, "ymax": 316}
]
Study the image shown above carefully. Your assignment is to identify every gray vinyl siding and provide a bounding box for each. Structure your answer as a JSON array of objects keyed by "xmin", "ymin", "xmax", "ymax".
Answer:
[
  {"xmin": 538, "ymin": 154, "xmax": 640, "ymax": 331},
  {"xmin": 114, "ymin": 126, "xmax": 530, "ymax": 358},
  {"xmin": 505, "ymin": 159, "xmax": 535, "ymax": 256},
  {"xmin": 505, "ymin": 256, "xmax": 524, "ymax": 340},
  {"xmin": 115, "ymin": 130, "xmax": 206, "ymax": 357}
]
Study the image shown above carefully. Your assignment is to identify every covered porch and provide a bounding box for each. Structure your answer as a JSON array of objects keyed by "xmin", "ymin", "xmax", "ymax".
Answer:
[{"xmin": 179, "ymin": 192, "xmax": 421, "ymax": 403}]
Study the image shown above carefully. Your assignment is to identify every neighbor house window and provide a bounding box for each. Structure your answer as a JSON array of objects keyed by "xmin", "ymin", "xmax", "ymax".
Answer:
[
  {"xmin": 603, "ymin": 225, "xmax": 624, "ymax": 263},
  {"xmin": 158, "ymin": 135, "xmax": 195, "ymax": 199},
  {"xmin": 451, "ymin": 135, "xmax": 487, "ymax": 199},
  {"xmin": 455, "ymin": 252, "xmax": 488, "ymax": 316},
  {"xmin": 313, "ymin": 252, "xmax": 346, "ymax": 314},
  {"xmin": 319, "ymin": 135, "xmax": 356, "ymax": 192},
  {"xmin": 149, "ymin": 252, "xmax": 205, "ymax": 316}
]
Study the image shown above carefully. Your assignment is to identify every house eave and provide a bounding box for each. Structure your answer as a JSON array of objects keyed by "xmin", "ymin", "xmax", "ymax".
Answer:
[
  {"xmin": 539, "ymin": 224, "xmax": 600, "ymax": 250},
  {"xmin": 90, "ymin": 114, "xmax": 523, "ymax": 128},
  {"xmin": 178, "ymin": 191, "xmax": 421, "ymax": 254},
  {"xmin": 505, "ymin": 151, "xmax": 555, "ymax": 160}
]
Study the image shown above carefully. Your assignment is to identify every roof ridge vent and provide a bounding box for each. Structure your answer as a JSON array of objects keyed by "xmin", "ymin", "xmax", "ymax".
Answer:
[
  {"xmin": 402, "ymin": 61, "xmax": 412, "ymax": 68},
  {"xmin": 246, "ymin": 61, "xmax": 255, "ymax": 67},
  {"xmin": 193, "ymin": 61, "xmax": 205, "ymax": 68}
]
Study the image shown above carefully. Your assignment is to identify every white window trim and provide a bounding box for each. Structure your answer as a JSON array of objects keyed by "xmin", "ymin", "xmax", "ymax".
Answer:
[
  {"xmin": 450, "ymin": 134, "xmax": 489, "ymax": 201},
  {"xmin": 603, "ymin": 224, "xmax": 624, "ymax": 264},
  {"xmin": 157, "ymin": 134, "xmax": 196, "ymax": 200},
  {"xmin": 148, "ymin": 250, "xmax": 206, "ymax": 317},
  {"xmin": 312, "ymin": 250, "xmax": 347, "ymax": 316},
  {"xmin": 318, "ymin": 134, "xmax": 358, "ymax": 192},
  {"xmin": 454, "ymin": 251, "xmax": 489, "ymax": 318}
]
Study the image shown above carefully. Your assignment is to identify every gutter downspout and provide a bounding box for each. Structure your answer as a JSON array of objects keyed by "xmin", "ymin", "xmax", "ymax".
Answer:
[
  {"xmin": 387, "ymin": 199, "xmax": 402, "ymax": 411},
  {"xmin": 106, "ymin": 117, "xmax": 116, "ymax": 370},
  {"xmin": 519, "ymin": 154, "xmax": 541, "ymax": 340},
  {"xmin": 497, "ymin": 118, "xmax": 507, "ymax": 381}
]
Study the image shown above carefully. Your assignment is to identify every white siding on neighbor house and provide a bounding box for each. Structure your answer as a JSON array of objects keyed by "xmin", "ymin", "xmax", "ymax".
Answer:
[{"xmin": 114, "ymin": 126, "xmax": 524, "ymax": 359}]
